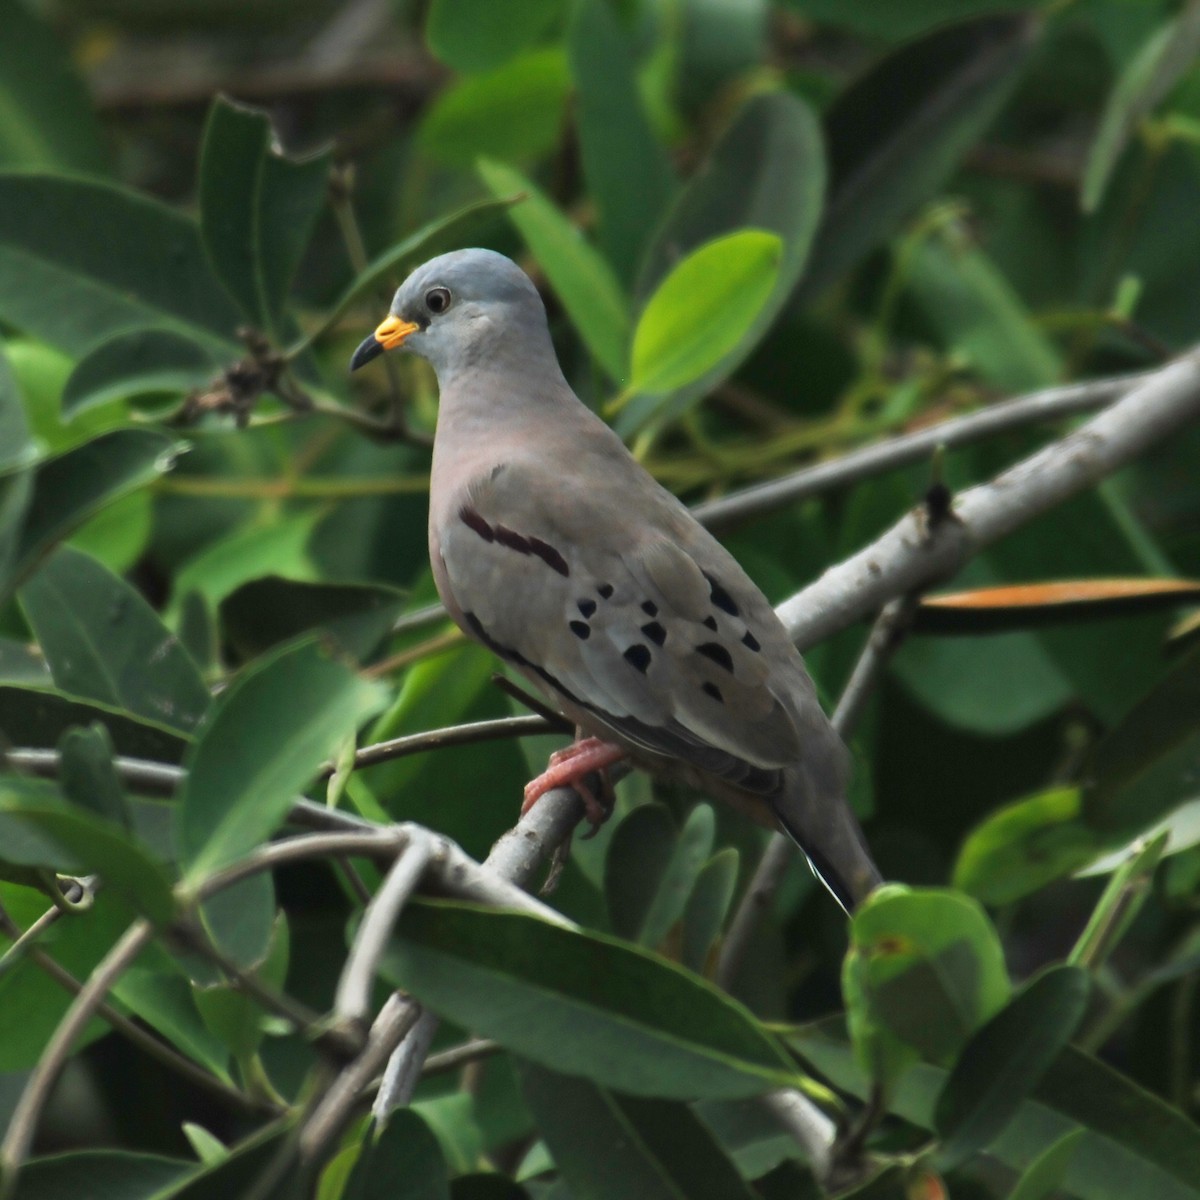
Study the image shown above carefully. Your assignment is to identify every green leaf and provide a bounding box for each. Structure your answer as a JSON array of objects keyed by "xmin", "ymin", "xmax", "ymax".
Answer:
[
  {"xmin": 62, "ymin": 329, "xmax": 218, "ymax": 418},
  {"xmin": 784, "ymin": 0, "xmax": 1044, "ymax": 41},
  {"xmin": 199, "ymin": 97, "xmax": 331, "ymax": 333},
  {"xmin": 627, "ymin": 230, "xmax": 782, "ymax": 397},
  {"xmin": 1084, "ymin": 641, "xmax": 1200, "ymax": 836},
  {"xmin": 621, "ymin": 91, "xmax": 824, "ymax": 430},
  {"xmin": 798, "ymin": 14, "xmax": 1038, "ymax": 301},
  {"xmin": 0, "ymin": 638, "xmax": 50, "ymax": 686},
  {"xmin": 342, "ymin": 1111, "xmax": 449, "ymax": 1200},
  {"xmin": 193, "ymin": 910, "xmax": 288, "ymax": 1060},
  {"xmin": 905, "ymin": 234, "xmax": 1061, "ymax": 393},
  {"xmin": 199, "ymin": 873, "xmax": 277, "ymax": 972},
  {"xmin": 3, "ymin": 429, "xmax": 182, "ymax": 597},
  {"xmin": 387, "ymin": 898, "xmax": 800, "ymax": 1099},
  {"xmin": 0, "ymin": 173, "xmax": 239, "ymax": 356},
  {"xmin": 152, "ymin": 1123, "xmax": 299, "ymax": 1200},
  {"xmin": 319, "ymin": 196, "xmax": 517, "ymax": 348},
  {"xmin": 567, "ymin": 0, "xmax": 676, "ymax": 284},
  {"xmin": 0, "ymin": 684, "xmax": 189, "ymax": 764},
  {"xmin": 843, "ymin": 885, "xmax": 1010, "ymax": 1095},
  {"xmin": 418, "ymin": 49, "xmax": 571, "ymax": 166},
  {"xmin": 682, "ymin": 848, "xmax": 739, "ymax": 975},
  {"xmin": 0, "ymin": 778, "xmax": 175, "ymax": 923},
  {"xmin": 114, "ymin": 968, "xmax": 232, "ymax": 1083},
  {"xmin": 934, "ymin": 965, "xmax": 1090, "ymax": 1169},
  {"xmin": 791, "ymin": 1019, "xmax": 1200, "ymax": 1200},
  {"xmin": 478, "ymin": 158, "xmax": 629, "ymax": 380},
  {"xmin": 1006, "ymin": 1129, "xmax": 1086, "ymax": 1200},
  {"xmin": 518, "ymin": 1064, "xmax": 758, "ymax": 1200},
  {"xmin": 177, "ymin": 639, "xmax": 385, "ymax": 882},
  {"xmin": 1069, "ymin": 832, "xmax": 1168, "ymax": 972},
  {"xmin": 220, "ymin": 576, "xmax": 407, "ymax": 663},
  {"xmin": 20, "ymin": 546, "xmax": 211, "ymax": 732},
  {"xmin": 58, "ymin": 723, "xmax": 130, "ymax": 828},
  {"xmin": 11, "ymin": 1150, "xmax": 191, "ymax": 1199},
  {"xmin": 0, "ymin": 0, "xmax": 110, "ymax": 175},
  {"xmin": 953, "ymin": 787, "xmax": 1102, "ymax": 905},
  {"xmin": 427, "ymin": 0, "xmax": 562, "ymax": 73},
  {"xmin": 0, "ymin": 340, "xmax": 35, "ymax": 473},
  {"xmin": 1082, "ymin": 7, "xmax": 1200, "ymax": 213},
  {"xmin": 605, "ymin": 804, "xmax": 715, "ymax": 948}
]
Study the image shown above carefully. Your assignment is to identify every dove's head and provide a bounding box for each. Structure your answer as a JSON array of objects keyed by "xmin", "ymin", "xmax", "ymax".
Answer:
[{"xmin": 349, "ymin": 248, "xmax": 560, "ymax": 386}]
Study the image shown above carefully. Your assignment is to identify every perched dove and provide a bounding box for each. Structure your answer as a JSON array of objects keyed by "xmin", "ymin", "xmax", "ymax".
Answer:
[{"xmin": 351, "ymin": 248, "xmax": 882, "ymax": 912}]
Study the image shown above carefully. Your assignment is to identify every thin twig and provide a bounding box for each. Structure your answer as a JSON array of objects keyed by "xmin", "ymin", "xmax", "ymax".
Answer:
[
  {"xmin": 761, "ymin": 1088, "xmax": 839, "ymax": 1182},
  {"xmin": 334, "ymin": 838, "xmax": 433, "ymax": 1028},
  {"xmin": 420, "ymin": 1037, "xmax": 499, "ymax": 1078},
  {"xmin": 694, "ymin": 371, "xmax": 1146, "ymax": 531},
  {"xmin": 0, "ymin": 919, "xmax": 155, "ymax": 1190}
]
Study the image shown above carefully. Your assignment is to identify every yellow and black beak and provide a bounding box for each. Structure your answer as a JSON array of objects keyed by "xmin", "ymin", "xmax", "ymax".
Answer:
[{"xmin": 349, "ymin": 315, "xmax": 422, "ymax": 371}]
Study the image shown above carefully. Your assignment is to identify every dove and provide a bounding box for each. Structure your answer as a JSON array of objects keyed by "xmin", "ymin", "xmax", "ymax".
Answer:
[{"xmin": 350, "ymin": 248, "xmax": 882, "ymax": 912}]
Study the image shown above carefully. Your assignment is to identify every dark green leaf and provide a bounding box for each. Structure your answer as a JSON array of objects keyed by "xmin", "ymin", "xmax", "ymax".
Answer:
[
  {"xmin": 568, "ymin": 0, "xmax": 675, "ymax": 284},
  {"xmin": 1085, "ymin": 641, "xmax": 1200, "ymax": 836},
  {"xmin": 782, "ymin": 0, "xmax": 1042, "ymax": 41},
  {"xmin": 0, "ymin": 638, "xmax": 50, "ymax": 685},
  {"xmin": 418, "ymin": 50, "xmax": 571, "ymax": 166},
  {"xmin": 20, "ymin": 546, "xmax": 211, "ymax": 732},
  {"xmin": 605, "ymin": 803, "xmax": 679, "ymax": 942},
  {"xmin": 427, "ymin": 0, "xmax": 562, "ymax": 73},
  {"xmin": 1082, "ymin": 6, "xmax": 1200, "ymax": 213},
  {"xmin": 153, "ymin": 1123, "xmax": 300, "ymax": 1200},
  {"xmin": 627, "ymin": 231, "xmax": 783, "ymax": 396},
  {"xmin": 4, "ymin": 429, "xmax": 182, "ymax": 597},
  {"xmin": 11, "ymin": 1150, "xmax": 190, "ymax": 1200},
  {"xmin": 322, "ymin": 196, "xmax": 518, "ymax": 345},
  {"xmin": 519, "ymin": 1064, "xmax": 757, "ymax": 1200},
  {"xmin": 791, "ymin": 1019, "xmax": 1200, "ymax": 1200},
  {"xmin": 0, "ymin": 173, "xmax": 239, "ymax": 356},
  {"xmin": 177, "ymin": 639, "xmax": 384, "ymax": 882},
  {"xmin": 843, "ymin": 886, "xmax": 1010, "ymax": 1094},
  {"xmin": 199, "ymin": 873, "xmax": 277, "ymax": 971},
  {"xmin": 58, "ymin": 723, "xmax": 130, "ymax": 828},
  {"xmin": 0, "ymin": 340, "xmax": 35, "ymax": 473},
  {"xmin": 0, "ymin": 0, "xmax": 110, "ymax": 175},
  {"xmin": 0, "ymin": 777, "xmax": 176, "ymax": 923},
  {"xmin": 934, "ymin": 965, "xmax": 1090, "ymax": 1169},
  {"xmin": 953, "ymin": 788, "xmax": 1101, "ymax": 905},
  {"xmin": 220, "ymin": 576, "xmax": 407, "ymax": 663},
  {"xmin": 199, "ymin": 97, "xmax": 331, "ymax": 333},
  {"xmin": 798, "ymin": 14, "xmax": 1038, "ymax": 302},
  {"xmin": 1006, "ymin": 1130, "xmax": 1086, "ymax": 1200},
  {"xmin": 479, "ymin": 158, "xmax": 629, "ymax": 380},
  {"xmin": 62, "ymin": 329, "xmax": 218, "ymax": 418},
  {"xmin": 0, "ymin": 882, "xmax": 132, "ymax": 1068},
  {"xmin": 387, "ymin": 898, "xmax": 800, "ymax": 1099},
  {"xmin": 682, "ymin": 848, "xmax": 739, "ymax": 975},
  {"xmin": 343, "ymin": 1111, "xmax": 449, "ymax": 1200},
  {"xmin": 621, "ymin": 91, "xmax": 825, "ymax": 430},
  {"xmin": 0, "ymin": 684, "xmax": 189, "ymax": 764}
]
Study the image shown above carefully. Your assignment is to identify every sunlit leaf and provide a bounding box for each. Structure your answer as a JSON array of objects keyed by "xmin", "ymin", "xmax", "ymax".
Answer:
[{"xmin": 427, "ymin": 0, "xmax": 562, "ymax": 73}]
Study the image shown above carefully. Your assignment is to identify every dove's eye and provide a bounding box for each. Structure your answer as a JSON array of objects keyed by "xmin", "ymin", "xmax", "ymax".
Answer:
[{"xmin": 425, "ymin": 286, "xmax": 452, "ymax": 314}]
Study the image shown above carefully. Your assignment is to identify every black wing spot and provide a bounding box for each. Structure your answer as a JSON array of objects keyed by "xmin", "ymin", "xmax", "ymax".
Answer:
[
  {"xmin": 577, "ymin": 599, "xmax": 597, "ymax": 618},
  {"xmin": 529, "ymin": 536, "xmax": 570, "ymax": 576},
  {"xmin": 597, "ymin": 583, "xmax": 614, "ymax": 599},
  {"xmin": 742, "ymin": 630, "xmax": 761, "ymax": 652},
  {"xmin": 641, "ymin": 600, "xmax": 658, "ymax": 616},
  {"xmin": 641, "ymin": 621, "xmax": 667, "ymax": 646},
  {"xmin": 702, "ymin": 615, "xmax": 718, "ymax": 632},
  {"xmin": 696, "ymin": 642, "xmax": 734, "ymax": 672},
  {"xmin": 459, "ymin": 507, "xmax": 494, "ymax": 542},
  {"xmin": 701, "ymin": 681, "xmax": 724, "ymax": 703},
  {"xmin": 623, "ymin": 644, "xmax": 652, "ymax": 673},
  {"xmin": 494, "ymin": 525, "xmax": 531, "ymax": 554},
  {"xmin": 704, "ymin": 572, "xmax": 740, "ymax": 616},
  {"xmin": 569, "ymin": 621, "xmax": 591, "ymax": 640}
]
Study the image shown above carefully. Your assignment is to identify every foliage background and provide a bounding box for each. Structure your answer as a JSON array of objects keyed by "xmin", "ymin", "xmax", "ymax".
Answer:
[{"xmin": 0, "ymin": 0, "xmax": 1199, "ymax": 1196}]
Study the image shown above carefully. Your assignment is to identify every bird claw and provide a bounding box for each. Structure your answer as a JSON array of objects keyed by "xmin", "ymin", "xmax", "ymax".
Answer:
[{"xmin": 521, "ymin": 736, "xmax": 624, "ymax": 834}]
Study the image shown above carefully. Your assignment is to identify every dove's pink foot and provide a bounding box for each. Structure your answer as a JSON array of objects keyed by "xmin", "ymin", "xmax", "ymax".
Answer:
[{"xmin": 522, "ymin": 737, "xmax": 625, "ymax": 829}]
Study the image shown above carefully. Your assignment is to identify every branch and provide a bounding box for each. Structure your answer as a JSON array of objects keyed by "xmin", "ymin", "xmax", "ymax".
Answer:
[
  {"xmin": 694, "ymin": 370, "xmax": 1148, "ymax": 531},
  {"xmin": 776, "ymin": 352, "xmax": 1200, "ymax": 649}
]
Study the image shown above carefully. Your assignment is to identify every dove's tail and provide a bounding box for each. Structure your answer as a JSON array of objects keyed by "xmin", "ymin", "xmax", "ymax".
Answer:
[{"xmin": 770, "ymin": 760, "xmax": 883, "ymax": 915}]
